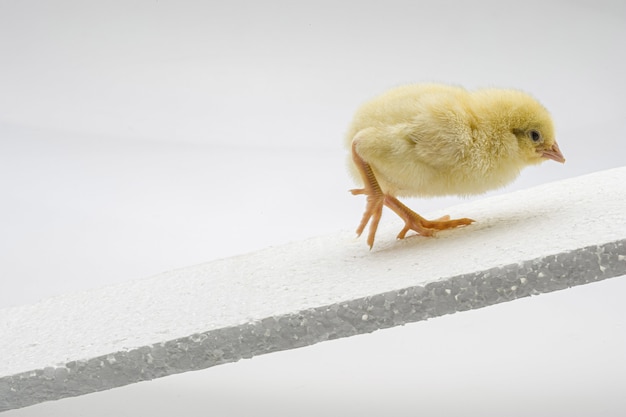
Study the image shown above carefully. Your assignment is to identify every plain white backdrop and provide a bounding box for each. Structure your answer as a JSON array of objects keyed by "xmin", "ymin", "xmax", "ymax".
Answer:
[{"xmin": 1, "ymin": 0, "xmax": 625, "ymax": 415}]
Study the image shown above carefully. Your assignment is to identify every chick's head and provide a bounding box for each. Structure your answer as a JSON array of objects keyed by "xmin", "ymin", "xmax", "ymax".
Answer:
[
  {"xmin": 479, "ymin": 89, "xmax": 565, "ymax": 166},
  {"xmin": 515, "ymin": 127, "xmax": 563, "ymax": 165}
]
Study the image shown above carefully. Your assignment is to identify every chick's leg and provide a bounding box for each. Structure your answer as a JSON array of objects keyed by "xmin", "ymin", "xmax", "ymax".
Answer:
[
  {"xmin": 351, "ymin": 141, "xmax": 474, "ymax": 247},
  {"xmin": 350, "ymin": 144, "xmax": 385, "ymax": 248}
]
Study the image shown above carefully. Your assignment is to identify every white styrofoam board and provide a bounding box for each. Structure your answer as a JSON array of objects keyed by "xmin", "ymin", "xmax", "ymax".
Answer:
[{"xmin": 1, "ymin": 167, "xmax": 625, "ymax": 411}]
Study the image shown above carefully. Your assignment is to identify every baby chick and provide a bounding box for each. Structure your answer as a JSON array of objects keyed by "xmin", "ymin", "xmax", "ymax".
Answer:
[{"xmin": 346, "ymin": 83, "xmax": 565, "ymax": 248}]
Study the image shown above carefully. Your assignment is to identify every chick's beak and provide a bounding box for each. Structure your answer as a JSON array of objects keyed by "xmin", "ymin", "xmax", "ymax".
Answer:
[{"xmin": 541, "ymin": 142, "xmax": 565, "ymax": 163}]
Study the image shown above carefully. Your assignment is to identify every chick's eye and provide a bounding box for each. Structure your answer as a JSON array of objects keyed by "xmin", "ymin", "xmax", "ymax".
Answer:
[{"xmin": 529, "ymin": 130, "xmax": 542, "ymax": 142}]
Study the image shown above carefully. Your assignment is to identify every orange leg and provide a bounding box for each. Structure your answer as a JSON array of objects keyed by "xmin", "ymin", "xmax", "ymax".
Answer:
[{"xmin": 351, "ymin": 142, "xmax": 474, "ymax": 248}]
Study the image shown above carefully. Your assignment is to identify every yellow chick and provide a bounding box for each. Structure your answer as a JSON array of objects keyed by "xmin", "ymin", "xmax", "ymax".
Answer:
[{"xmin": 346, "ymin": 83, "xmax": 565, "ymax": 248}]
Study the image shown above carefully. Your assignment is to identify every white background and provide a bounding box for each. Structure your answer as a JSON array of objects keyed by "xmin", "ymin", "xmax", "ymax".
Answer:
[{"xmin": 1, "ymin": 1, "xmax": 625, "ymax": 416}]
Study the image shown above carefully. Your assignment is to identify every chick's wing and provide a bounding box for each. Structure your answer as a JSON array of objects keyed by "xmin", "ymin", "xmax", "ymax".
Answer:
[{"xmin": 404, "ymin": 111, "xmax": 472, "ymax": 170}]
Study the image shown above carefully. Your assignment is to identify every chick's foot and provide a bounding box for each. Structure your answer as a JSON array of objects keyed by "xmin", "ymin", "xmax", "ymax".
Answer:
[
  {"xmin": 384, "ymin": 195, "xmax": 474, "ymax": 239},
  {"xmin": 350, "ymin": 187, "xmax": 384, "ymax": 249}
]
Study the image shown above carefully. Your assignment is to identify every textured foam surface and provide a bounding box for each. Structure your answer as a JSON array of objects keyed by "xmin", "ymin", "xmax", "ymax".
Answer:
[{"xmin": 1, "ymin": 167, "xmax": 625, "ymax": 411}]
